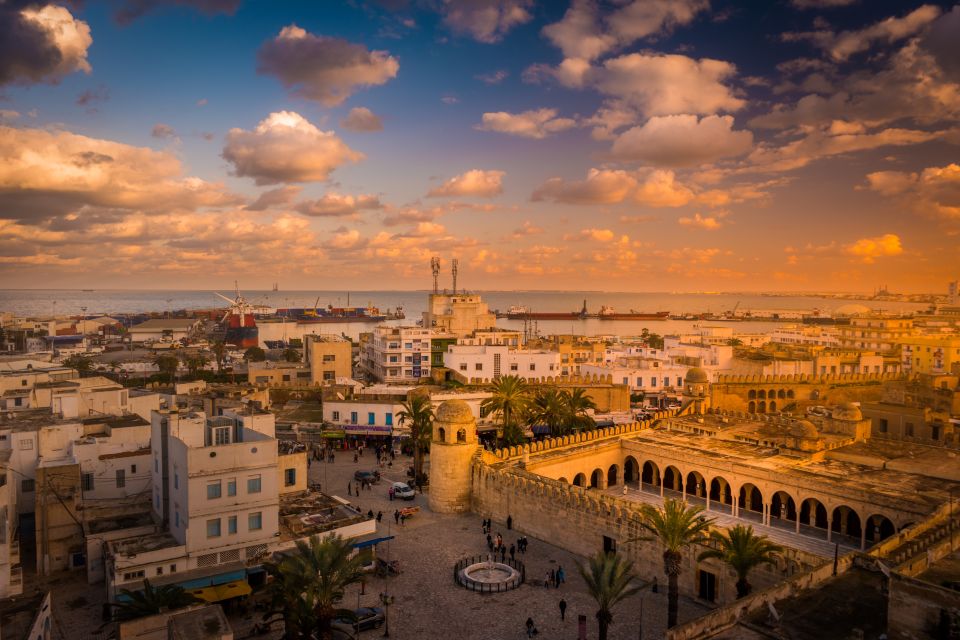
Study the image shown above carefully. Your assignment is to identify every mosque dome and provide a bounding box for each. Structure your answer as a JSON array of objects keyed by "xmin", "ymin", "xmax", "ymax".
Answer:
[
  {"xmin": 832, "ymin": 402, "xmax": 863, "ymax": 421},
  {"xmin": 435, "ymin": 399, "xmax": 474, "ymax": 424},
  {"xmin": 684, "ymin": 367, "xmax": 710, "ymax": 384},
  {"xmin": 790, "ymin": 420, "xmax": 820, "ymax": 439},
  {"xmin": 835, "ymin": 303, "xmax": 872, "ymax": 316}
]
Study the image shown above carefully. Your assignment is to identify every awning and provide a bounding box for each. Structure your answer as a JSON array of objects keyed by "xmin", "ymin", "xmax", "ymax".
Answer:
[
  {"xmin": 188, "ymin": 579, "xmax": 252, "ymax": 603},
  {"xmin": 531, "ymin": 425, "xmax": 551, "ymax": 435},
  {"xmin": 353, "ymin": 535, "xmax": 394, "ymax": 550},
  {"xmin": 321, "ymin": 431, "xmax": 346, "ymax": 439}
]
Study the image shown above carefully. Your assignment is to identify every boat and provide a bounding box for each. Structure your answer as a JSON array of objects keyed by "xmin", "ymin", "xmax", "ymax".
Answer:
[
  {"xmin": 597, "ymin": 306, "xmax": 669, "ymax": 321},
  {"xmin": 497, "ymin": 300, "xmax": 589, "ymax": 320},
  {"xmin": 214, "ymin": 286, "xmax": 259, "ymax": 348},
  {"xmin": 272, "ymin": 305, "xmax": 389, "ymax": 323}
]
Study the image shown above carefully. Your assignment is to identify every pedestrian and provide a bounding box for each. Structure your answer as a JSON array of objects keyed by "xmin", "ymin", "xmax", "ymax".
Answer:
[
  {"xmin": 367, "ymin": 481, "xmax": 372, "ymax": 491},
  {"xmin": 367, "ymin": 509, "xmax": 374, "ymax": 519},
  {"xmin": 377, "ymin": 511, "xmax": 383, "ymax": 523},
  {"xmin": 509, "ymin": 544, "xmax": 516, "ymax": 561},
  {"xmin": 389, "ymin": 487, "xmax": 395, "ymax": 501},
  {"xmin": 353, "ymin": 452, "xmax": 359, "ymax": 463},
  {"xmin": 500, "ymin": 546, "xmax": 506, "ymax": 562},
  {"xmin": 486, "ymin": 533, "xmax": 492, "ymax": 548},
  {"xmin": 347, "ymin": 482, "xmax": 352, "ymax": 496},
  {"xmin": 559, "ymin": 598, "xmax": 567, "ymax": 621},
  {"xmin": 394, "ymin": 509, "xmax": 400, "ymax": 525},
  {"xmin": 652, "ymin": 576, "xmax": 658, "ymax": 593},
  {"xmin": 525, "ymin": 618, "xmax": 535, "ymax": 638},
  {"xmin": 355, "ymin": 482, "xmax": 361, "ymax": 495},
  {"xmin": 550, "ymin": 569, "xmax": 556, "ymax": 587},
  {"xmin": 496, "ymin": 533, "xmax": 502, "ymax": 548},
  {"xmin": 307, "ymin": 458, "xmax": 311, "ymax": 469},
  {"xmin": 507, "ymin": 514, "xmax": 513, "ymax": 530},
  {"xmin": 544, "ymin": 571, "xmax": 550, "ymax": 589},
  {"xmin": 400, "ymin": 513, "xmax": 406, "ymax": 526},
  {"xmin": 557, "ymin": 566, "xmax": 565, "ymax": 585}
]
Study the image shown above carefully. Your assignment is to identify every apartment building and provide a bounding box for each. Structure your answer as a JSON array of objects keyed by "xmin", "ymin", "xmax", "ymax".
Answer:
[
  {"xmin": 838, "ymin": 315, "xmax": 915, "ymax": 354},
  {"xmin": 901, "ymin": 334, "xmax": 960, "ymax": 375},
  {"xmin": 360, "ymin": 326, "xmax": 432, "ymax": 383},
  {"xmin": 304, "ymin": 334, "xmax": 353, "ymax": 383},
  {"xmin": 443, "ymin": 344, "xmax": 559, "ymax": 384}
]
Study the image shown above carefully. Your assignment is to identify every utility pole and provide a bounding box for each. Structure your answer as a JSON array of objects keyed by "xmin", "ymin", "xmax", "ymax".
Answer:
[{"xmin": 451, "ymin": 258, "xmax": 459, "ymax": 295}]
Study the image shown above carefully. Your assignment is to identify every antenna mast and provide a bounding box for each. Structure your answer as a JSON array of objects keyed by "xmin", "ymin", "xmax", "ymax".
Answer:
[
  {"xmin": 451, "ymin": 258, "xmax": 459, "ymax": 295},
  {"xmin": 430, "ymin": 257, "xmax": 441, "ymax": 294}
]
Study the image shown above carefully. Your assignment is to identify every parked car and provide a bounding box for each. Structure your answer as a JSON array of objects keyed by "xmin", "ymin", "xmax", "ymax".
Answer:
[
  {"xmin": 335, "ymin": 607, "xmax": 385, "ymax": 631},
  {"xmin": 354, "ymin": 470, "xmax": 381, "ymax": 484},
  {"xmin": 391, "ymin": 482, "xmax": 415, "ymax": 500}
]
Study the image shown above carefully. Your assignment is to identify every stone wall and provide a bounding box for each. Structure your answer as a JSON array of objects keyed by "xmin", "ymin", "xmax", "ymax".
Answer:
[
  {"xmin": 888, "ymin": 573, "xmax": 960, "ymax": 640},
  {"xmin": 711, "ymin": 372, "xmax": 903, "ymax": 413}
]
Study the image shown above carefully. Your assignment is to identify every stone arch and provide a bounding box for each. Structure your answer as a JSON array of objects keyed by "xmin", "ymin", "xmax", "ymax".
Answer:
[
  {"xmin": 641, "ymin": 461, "xmax": 661, "ymax": 489},
  {"xmin": 558, "ymin": 477, "xmax": 569, "ymax": 484},
  {"xmin": 748, "ymin": 389, "xmax": 757, "ymax": 399},
  {"xmin": 573, "ymin": 473, "xmax": 586, "ymax": 487},
  {"xmin": 624, "ymin": 456, "xmax": 640, "ymax": 484},
  {"xmin": 866, "ymin": 514, "xmax": 896, "ymax": 545},
  {"xmin": 437, "ymin": 427, "xmax": 446, "ymax": 442},
  {"xmin": 800, "ymin": 498, "xmax": 828, "ymax": 530},
  {"xmin": 769, "ymin": 389, "xmax": 776, "ymax": 399},
  {"xmin": 456, "ymin": 428, "xmax": 466, "ymax": 443},
  {"xmin": 787, "ymin": 389, "xmax": 795, "ymax": 399},
  {"xmin": 758, "ymin": 389, "xmax": 766, "ymax": 399},
  {"xmin": 738, "ymin": 483, "xmax": 764, "ymax": 515},
  {"xmin": 831, "ymin": 506, "xmax": 863, "ymax": 540},
  {"xmin": 685, "ymin": 471, "xmax": 706, "ymax": 499},
  {"xmin": 607, "ymin": 464, "xmax": 619, "ymax": 488},
  {"xmin": 662, "ymin": 466, "xmax": 683, "ymax": 493},
  {"xmin": 771, "ymin": 490, "xmax": 797, "ymax": 522},
  {"xmin": 758, "ymin": 400, "xmax": 767, "ymax": 413},
  {"xmin": 769, "ymin": 400, "xmax": 777, "ymax": 413},
  {"xmin": 748, "ymin": 401, "xmax": 756, "ymax": 413},
  {"xmin": 590, "ymin": 468, "xmax": 604, "ymax": 489},
  {"xmin": 778, "ymin": 389, "xmax": 786, "ymax": 399},
  {"xmin": 709, "ymin": 476, "xmax": 732, "ymax": 506}
]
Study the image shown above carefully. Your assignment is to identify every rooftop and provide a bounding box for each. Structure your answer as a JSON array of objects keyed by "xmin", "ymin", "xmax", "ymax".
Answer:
[
  {"xmin": 109, "ymin": 531, "xmax": 181, "ymax": 556},
  {"xmin": 278, "ymin": 490, "xmax": 369, "ymax": 541},
  {"xmin": 129, "ymin": 318, "xmax": 198, "ymax": 331}
]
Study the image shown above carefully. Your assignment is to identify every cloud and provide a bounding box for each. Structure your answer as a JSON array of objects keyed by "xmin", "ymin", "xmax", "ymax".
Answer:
[
  {"xmin": 113, "ymin": 0, "xmax": 240, "ymax": 24},
  {"xmin": 222, "ymin": 111, "xmax": 363, "ymax": 185},
  {"xmin": 532, "ymin": 168, "xmax": 638, "ymax": 205},
  {"xmin": 578, "ymin": 228, "xmax": 615, "ymax": 242},
  {"xmin": 428, "ymin": 169, "xmax": 504, "ymax": 198},
  {"xmin": 76, "ymin": 85, "xmax": 109, "ymax": 109},
  {"xmin": 844, "ymin": 233, "xmax": 903, "ymax": 263},
  {"xmin": 476, "ymin": 108, "xmax": 577, "ymax": 139},
  {"xmin": 245, "ymin": 185, "xmax": 302, "ymax": 211},
  {"xmin": 294, "ymin": 193, "xmax": 383, "ymax": 218},
  {"xmin": 790, "ymin": 0, "xmax": 856, "ymax": 8},
  {"xmin": 510, "ymin": 221, "xmax": 542, "ymax": 237},
  {"xmin": 475, "ymin": 69, "xmax": 508, "ymax": 84},
  {"xmin": 865, "ymin": 163, "xmax": 960, "ymax": 220},
  {"xmin": 609, "ymin": 115, "xmax": 753, "ymax": 166},
  {"xmin": 0, "ymin": 110, "xmax": 19, "ymax": 120},
  {"xmin": 441, "ymin": 95, "xmax": 460, "ymax": 105},
  {"xmin": 151, "ymin": 123, "xmax": 178, "ymax": 140},
  {"xmin": 0, "ymin": 124, "xmax": 237, "ymax": 222},
  {"xmin": 922, "ymin": 5, "xmax": 960, "ymax": 82},
  {"xmin": 0, "ymin": 3, "xmax": 92, "ymax": 86},
  {"xmin": 196, "ymin": 98, "xmax": 208, "ymax": 107},
  {"xmin": 595, "ymin": 53, "xmax": 745, "ymax": 117},
  {"xmin": 340, "ymin": 107, "xmax": 383, "ymax": 132},
  {"xmin": 678, "ymin": 213, "xmax": 724, "ymax": 229},
  {"xmin": 257, "ymin": 24, "xmax": 399, "ymax": 106},
  {"xmin": 442, "ymin": 0, "xmax": 533, "ymax": 43}
]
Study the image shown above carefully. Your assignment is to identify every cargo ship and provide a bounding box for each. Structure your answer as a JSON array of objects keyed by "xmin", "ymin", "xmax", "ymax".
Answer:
[
  {"xmin": 597, "ymin": 306, "xmax": 669, "ymax": 321},
  {"xmin": 273, "ymin": 304, "xmax": 404, "ymax": 323},
  {"xmin": 214, "ymin": 289, "xmax": 258, "ymax": 348},
  {"xmin": 497, "ymin": 301, "xmax": 589, "ymax": 320}
]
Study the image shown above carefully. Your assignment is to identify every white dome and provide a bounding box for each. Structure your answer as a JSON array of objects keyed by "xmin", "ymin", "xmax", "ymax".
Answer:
[{"xmin": 835, "ymin": 303, "xmax": 872, "ymax": 316}]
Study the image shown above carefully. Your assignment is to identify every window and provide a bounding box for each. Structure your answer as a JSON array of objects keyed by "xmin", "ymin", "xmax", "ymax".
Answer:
[
  {"xmin": 227, "ymin": 478, "xmax": 237, "ymax": 496},
  {"xmin": 475, "ymin": 363, "xmax": 483, "ymax": 371},
  {"xmin": 322, "ymin": 354, "xmax": 335, "ymax": 363},
  {"xmin": 651, "ymin": 378, "xmax": 657, "ymax": 387},
  {"xmin": 228, "ymin": 515, "xmax": 238, "ymax": 534},
  {"xmin": 385, "ymin": 413, "xmax": 393, "ymax": 426},
  {"xmin": 510, "ymin": 363, "xmax": 518, "ymax": 371},
  {"xmin": 174, "ymin": 473, "xmax": 179, "ymax": 489},
  {"xmin": 206, "ymin": 519, "xmax": 221, "ymax": 538},
  {"xmin": 284, "ymin": 468, "xmax": 296, "ymax": 486},
  {"xmin": 350, "ymin": 412, "xmax": 358, "ymax": 424},
  {"xmin": 905, "ymin": 423, "xmax": 914, "ymax": 437},
  {"xmin": 207, "ymin": 481, "xmax": 222, "ymax": 499},
  {"xmin": 81, "ymin": 473, "xmax": 93, "ymax": 491},
  {"xmin": 879, "ymin": 418, "xmax": 888, "ymax": 434},
  {"xmin": 332, "ymin": 411, "xmax": 340, "ymax": 421},
  {"xmin": 323, "ymin": 371, "xmax": 335, "ymax": 381},
  {"xmin": 175, "ymin": 511, "xmax": 180, "ymax": 527},
  {"xmin": 529, "ymin": 363, "xmax": 536, "ymax": 371},
  {"xmin": 932, "ymin": 425, "xmax": 941, "ymax": 440},
  {"xmin": 21, "ymin": 478, "xmax": 35, "ymax": 492},
  {"xmin": 116, "ymin": 469, "xmax": 125, "ymax": 489},
  {"xmin": 19, "ymin": 438, "xmax": 33, "ymax": 451},
  {"xmin": 131, "ymin": 464, "xmax": 137, "ymax": 474},
  {"xmin": 123, "ymin": 570, "xmax": 145, "ymax": 581},
  {"xmin": 248, "ymin": 512, "xmax": 263, "ymax": 531},
  {"xmin": 459, "ymin": 363, "xmax": 467, "ymax": 371},
  {"xmin": 170, "ymin": 564, "xmax": 177, "ymax": 573},
  {"xmin": 368, "ymin": 412, "xmax": 376, "ymax": 425},
  {"xmin": 247, "ymin": 475, "xmax": 261, "ymax": 494},
  {"xmin": 156, "ymin": 566, "xmax": 163, "ymax": 576},
  {"xmin": 213, "ymin": 426, "xmax": 230, "ymax": 445}
]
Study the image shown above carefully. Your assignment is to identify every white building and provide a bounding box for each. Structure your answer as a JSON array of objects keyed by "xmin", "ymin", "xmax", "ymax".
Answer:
[
  {"xmin": 128, "ymin": 319, "xmax": 200, "ymax": 344},
  {"xmin": 581, "ymin": 358, "xmax": 688, "ymax": 394},
  {"xmin": 443, "ymin": 344, "xmax": 559, "ymax": 384},
  {"xmin": 769, "ymin": 324, "xmax": 840, "ymax": 347},
  {"xmin": 422, "ymin": 293, "xmax": 497, "ymax": 338},
  {"xmin": 360, "ymin": 326, "xmax": 432, "ymax": 383}
]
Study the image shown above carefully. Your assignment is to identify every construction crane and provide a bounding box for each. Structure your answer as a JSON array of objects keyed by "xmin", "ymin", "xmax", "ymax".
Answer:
[
  {"xmin": 431, "ymin": 257, "xmax": 441, "ymax": 294},
  {"xmin": 451, "ymin": 258, "xmax": 459, "ymax": 295}
]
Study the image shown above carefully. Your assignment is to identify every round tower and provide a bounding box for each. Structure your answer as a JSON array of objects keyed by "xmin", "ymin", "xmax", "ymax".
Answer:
[
  {"xmin": 428, "ymin": 399, "xmax": 479, "ymax": 514},
  {"xmin": 683, "ymin": 367, "xmax": 711, "ymax": 414}
]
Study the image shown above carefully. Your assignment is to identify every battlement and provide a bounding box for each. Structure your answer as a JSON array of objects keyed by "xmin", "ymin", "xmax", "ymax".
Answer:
[
  {"xmin": 714, "ymin": 371, "xmax": 905, "ymax": 385},
  {"xmin": 459, "ymin": 373, "xmax": 621, "ymax": 386}
]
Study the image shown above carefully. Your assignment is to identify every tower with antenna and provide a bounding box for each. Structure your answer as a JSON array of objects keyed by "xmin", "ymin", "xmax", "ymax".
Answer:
[
  {"xmin": 431, "ymin": 257, "xmax": 441, "ymax": 294},
  {"xmin": 451, "ymin": 258, "xmax": 459, "ymax": 295}
]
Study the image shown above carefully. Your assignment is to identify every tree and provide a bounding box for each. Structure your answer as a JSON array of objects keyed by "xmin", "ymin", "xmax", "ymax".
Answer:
[
  {"xmin": 697, "ymin": 524, "xmax": 782, "ymax": 598},
  {"xmin": 63, "ymin": 354, "xmax": 93, "ymax": 375},
  {"xmin": 211, "ymin": 340, "xmax": 227, "ymax": 372},
  {"xmin": 154, "ymin": 354, "xmax": 179, "ymax": 383},
  {"xmin": 181, "ymin": 352, "xmax": 209, "ymax": 378},
  {"xmin": 639, "ymin": 498, "xmax": 714, "ymax": 628},
  {"xmin": 397, "ymin": 393, "xmax": 434, "ymax": 490},
  {"xmin": 726, "ymin": 338, "xmax": 744, "ymax": 347},
  {"xmin": 283, "ymin": 348, "xmax": 301, "ymax": 363},
  {"xmin": 262, "ymin": 534, "xmax": 365, "ymax": 639},
  {"xmin": 481, "ymin": 375, "xmax": 531, "ymax": 446},
  {"xmin": 244, "ymin": 346, "xmax": 266, "ymax": 362},
  {"xmin": 578, "ymin": 551, "xmax": 643, "ymax": 640},
  {"xmin": 111, "ymin": 579, "xmax": 200, "ymax": 621},
  {"xmin": 566, "ymin": 387, "xmax": 597, "ymax": 432},
  {"xmin": 528, "ymin": 388, "xmax": 570, "ymax": 437}
]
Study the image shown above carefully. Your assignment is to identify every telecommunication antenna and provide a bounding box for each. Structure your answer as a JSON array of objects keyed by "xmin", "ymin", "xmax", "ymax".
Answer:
[
  {"xmin": 430, "ymin": 257, "xmax": 441, "ymax": 294},
  {"xmin": 451, "ymin": 258, "xmax": 459, "ymax": 295}
]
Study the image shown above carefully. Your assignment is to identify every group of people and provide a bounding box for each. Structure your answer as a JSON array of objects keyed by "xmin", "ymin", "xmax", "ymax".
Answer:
[{"xmin": 393, "ymin": 509, "xmax": 407, "ymax": 526}]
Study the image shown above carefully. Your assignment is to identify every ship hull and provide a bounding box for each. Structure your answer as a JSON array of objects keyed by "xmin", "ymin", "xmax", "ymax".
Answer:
[
  {"xmin": 500, "ymin": 312, "xmax": 586, "ymax": 320},
  {"xmin": 598, "ymin": 311, "xmax": 669, "ymax": 320}
]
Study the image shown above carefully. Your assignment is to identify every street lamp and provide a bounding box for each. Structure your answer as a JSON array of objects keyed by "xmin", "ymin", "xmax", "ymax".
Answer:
[{"xmin": 382, "ymin": 519, "xmax": 392, "ymax": 637}]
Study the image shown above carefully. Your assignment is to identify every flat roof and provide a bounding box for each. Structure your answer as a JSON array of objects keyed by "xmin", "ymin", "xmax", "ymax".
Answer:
[{"xmin": 129, "ymin": 318, "xmax": 197, "ymax": 331}]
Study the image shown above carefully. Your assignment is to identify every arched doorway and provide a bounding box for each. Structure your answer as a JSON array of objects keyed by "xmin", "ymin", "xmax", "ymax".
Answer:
[
  {"xmin": 709, "ymin": 477, "xmax": 732, "ymax": 511},
  {"xmin": 778, "ymin": 389, "xmax": 786, "ymax": 399},
  {"xmin": 771, "ymin": 491, "xmax": 797, "ymax": 524},
  {"xmin": 590, "ymin": 468, "xmax": 603, "ymax": 489},
  {"xmin": 757, "ymin": 390, "xmax": 766, "ymax": 399},
  {"xmin": 758, "ymin": 400, "xmax": 766, "ymax": 413},
  {"xmin": 800, "ymin": 498, "xmax": 828, "ymax": 531},
  {"xmin": 865, "ymin": 514, "xmax": 895, "ymax": 545},
  {"xmin": 662, "ymin": 466, "xmax": 683, "ymax": 494},
  {"xmin": 831, "ymin": 506, "xmax": 862, "ymax": 542},
  {"xmin": 739, "ymin": 483, "xmax": 764, "ymax": 517},
  {"xmin": 748, "ymin": 401, "xmax": 756, "ymax": 413},
  {"xmin": 607, "ymin": 464, "xmax": 619, "ymax": 488},
  {"xmin": 686, "ymin": 471, "xmax": 706, "ymax": 499},
  {"xmin": 769, "ymin": 400, "xmax": 777, "ymax": 412},
  {"xmin": 573, "ymin": 473, "xmax": 586, "ymax": 487},
  {"xmin": 624, "ymin": 456, "xmax": 640, "ymax": 485},
  {"xmin": 748, "ymin": 389, "xmax": 757, "ymax": 399},
  {"xmin": 641, "ymin": 461, "xmax": 661, "ymax": 491},
  {"xmin": 558, "ymin": 477, "xmax": 569, "ymax": 484}
]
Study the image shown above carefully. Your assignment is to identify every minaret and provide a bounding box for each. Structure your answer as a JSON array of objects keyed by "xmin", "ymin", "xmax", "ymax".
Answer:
[{"xmin": 428, "ymin": 400, "xmax": 479, "ymax": 513}]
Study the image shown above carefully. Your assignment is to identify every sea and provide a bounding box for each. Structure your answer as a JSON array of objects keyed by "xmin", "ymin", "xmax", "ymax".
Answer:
[{"xmin": 0, "ymin": 289, "xmax": 931, "ymax": 341}]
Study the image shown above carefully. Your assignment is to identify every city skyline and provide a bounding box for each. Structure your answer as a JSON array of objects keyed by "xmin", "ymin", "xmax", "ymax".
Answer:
[{"xmin": 1, "ymin": 0, "xmax": 958, "ymax": 292}]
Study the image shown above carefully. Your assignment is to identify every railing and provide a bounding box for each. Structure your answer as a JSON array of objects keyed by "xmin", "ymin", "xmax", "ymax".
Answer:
[{"xmin": 453, "ymin": 555, "xmax": 525, "ymax": 593}]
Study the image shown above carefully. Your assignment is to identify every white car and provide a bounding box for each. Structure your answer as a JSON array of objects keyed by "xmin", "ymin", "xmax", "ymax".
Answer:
[{"xmin": 391, "ymin": 482, "xmax": 415, "ymax": 500}]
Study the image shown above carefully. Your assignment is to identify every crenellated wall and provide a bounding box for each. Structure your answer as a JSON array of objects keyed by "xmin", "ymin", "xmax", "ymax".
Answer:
[{"xmin": 711, "ymin": 371, "xmax": 905, "ymax": 413}]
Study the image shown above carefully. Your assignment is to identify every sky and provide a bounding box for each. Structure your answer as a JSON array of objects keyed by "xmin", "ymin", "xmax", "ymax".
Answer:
[{"xmin": 0, "ymin": 0, "xmax": 958, "ymax": 293}]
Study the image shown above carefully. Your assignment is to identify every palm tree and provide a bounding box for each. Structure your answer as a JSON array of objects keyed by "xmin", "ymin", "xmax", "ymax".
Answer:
[
  {"xmin": 111, "ymin": 578, "xmax": 200, "ymax": 621},
  {"xmin": 566, "ymin": 387, "xmax": 597, "ymax": 432},
  {"xmin": 211, "ymin": 340, "xmax": 227, "ymax": 372},
  {"xmin": 262, "ymin": 534, "xmax": 365, "ymax": 639},
  {"xmin": 578, "ymin": 551, "xmax": 644, "ymax": 640},
  {"xmin": 154, "ymin": 353, "xmax": 179, "ymax": 383},
  {"xmin": 481, "ymin": 375, "xmax": 531, "ymax": 445},
  {"xmin": 397, "ymin": 393, "xmax": 434, "ymax": 490},
  {"xmin": 697, "ymin": 524, "xmax": 782, "ymax": 598},
  {"xmin": 639, "ymin": 498, "xmax": 714, "ymax": 628},
  {"xmin": 528, "ymin": 388, "xmax": 571, "ymax": 437},
  {"xmin": 283, "ymin": 348, "xmax": 301, "ymax": 362}
]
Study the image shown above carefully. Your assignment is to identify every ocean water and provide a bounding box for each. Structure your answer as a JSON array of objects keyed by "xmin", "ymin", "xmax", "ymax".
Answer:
[{"xmin": 0, "ymin": 289, "xmax": 928, "ymax": 341}]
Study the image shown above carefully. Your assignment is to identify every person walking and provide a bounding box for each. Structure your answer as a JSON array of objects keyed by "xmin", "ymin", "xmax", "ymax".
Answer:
[
  {"xmin": 486, "ymin": 533, "xmax": 492, "ymax": 549},
  {"xmin": 543, "ymin": 571, "xmax": 551, "ymax": 589},
  {"xmin": 389, "ymin": 486, "xmax": 394, "ymax": 501},
  {"xmin": 509, "ymin": 544, "xmax": 516, "ymax": 561},
  {"xmin": 400, "ymin": 513, "xmax": 406, "ymax": 526},
  {"xmin": 507, "ymin": 514, "xmax": 513, "ymax": 530},
  {"xmin": 559, "ymin": 598, "xmax": 567, "ymax": 621},
  {"xmin": 394, "ymin": 509, "xmax": 400, "ymax": 525},
  {"xmin": 377, "ymin": 511, "xmax": 383, "ymax": 523},
  {"xmin": 525, "ymin": 618, "xmax": 536, "ymax": 638},
  {"xmin": 347, "ymin": 483, "xmax": 352, "ymax": 496},
  {"xmin": 353, "ymin": 452, "xmax": 359, "ymax": 463},
  {"xmin": 557, "ymin": 565, "xmax": 565, "ymax": 585}
]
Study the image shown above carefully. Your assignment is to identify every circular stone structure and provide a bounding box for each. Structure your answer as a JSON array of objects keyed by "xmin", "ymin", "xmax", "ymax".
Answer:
[
  {"xmin": 455, "ymin": 556, "xmax": 523, "ymax": 592},
  {"xmin": 428, "ymin": 399, "xmax": 479, "ymax": 514}
]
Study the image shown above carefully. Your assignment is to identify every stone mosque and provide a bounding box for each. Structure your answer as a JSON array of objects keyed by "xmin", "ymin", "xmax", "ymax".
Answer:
[{"xmin": 429, "ymin": 368, "xmax": 960, "ymax": 638}]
